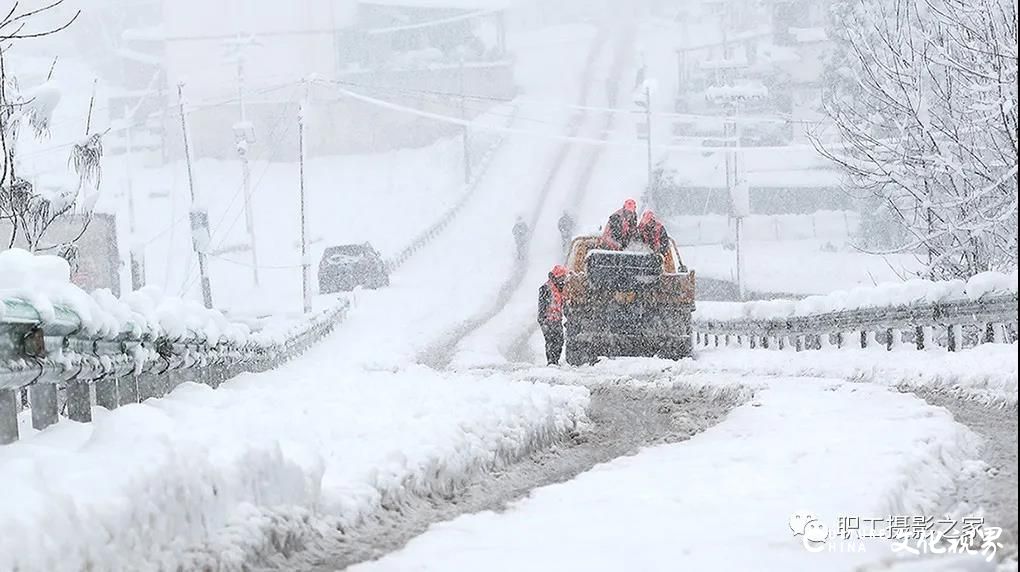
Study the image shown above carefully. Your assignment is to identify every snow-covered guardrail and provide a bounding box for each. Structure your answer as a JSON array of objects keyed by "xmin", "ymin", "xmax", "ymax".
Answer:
[
  {"xmin": 0, "ymin": 250, "xmax": 348, "ymax": 445},
  {"xmin": 384, "ymin": 105, "xmax": 518, "ymax": 272},
  {"xmin": 693, "ymin": 272, "xmax": 1018, "ymax": 352}
]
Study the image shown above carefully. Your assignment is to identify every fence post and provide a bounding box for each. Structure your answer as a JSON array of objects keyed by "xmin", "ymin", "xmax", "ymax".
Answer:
[
  {"xmin": 29, "ymin": 384, "xmax": 59, "ymax": 430},
  {"xmin": 137, "ymin": 371, "xmax": 168, "ymax": 401},
  {"xmin": 0, "ymin": 389, "xmax": 18, "ymax": 445},
  {"xmin": 795, "ymin": 335, "xmax": 804, "ymax": 352},
  {"xmin": 947, "ymin": 324, "xmax": 959, "ymax": 352},
  {"xmin": 119, "ymin": 374, "xmax": 139, "ymax": 406},
  {"xmin": 95, "ymin": 377, "xmax": 119, "ymax": 410},
  {"xmin": 66, "ymin": 380, "xmax": 92, "ymax": 423},
  {"xmin": 993, "ymin": 323, "xmax": 1007, "ymax": 343}
]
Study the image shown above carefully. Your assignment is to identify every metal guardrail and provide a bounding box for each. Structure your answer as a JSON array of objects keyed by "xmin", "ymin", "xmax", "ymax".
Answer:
[
  {"xmin": 692, "ymin": 293, "xmax": 1018, "ymax": 351},
  {"xmin": 0, "ymin": 298, "xmax": 348, "ymax": 444},
  {"xmin": 384, "ymin": 107, "xmax": 518, "ymax": 273},
  {"xmin": 0, "ymin": 108, "xmax": 518, "ymax": 446}
]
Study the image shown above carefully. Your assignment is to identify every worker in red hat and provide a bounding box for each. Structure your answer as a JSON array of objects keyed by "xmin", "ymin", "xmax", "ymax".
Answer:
[
  {"xmin": 637, "ymin": 209, "xmax": 671, "ymax": 257},
  {"xmin": 599, "ymin": 198, "xmax": 638, "ymax": 250},
  {"xmin": 537, "ymin": 264, "xmax": 568, "ymax": 365}
]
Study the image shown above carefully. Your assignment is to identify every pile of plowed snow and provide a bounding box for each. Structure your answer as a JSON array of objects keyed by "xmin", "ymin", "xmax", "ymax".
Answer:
[{"xmin": 0, "ymin": 365, "xmax": 588, "ymax": 572}]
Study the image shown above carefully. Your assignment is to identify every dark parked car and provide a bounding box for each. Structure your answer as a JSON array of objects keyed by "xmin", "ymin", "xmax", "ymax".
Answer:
[{"xmin": 318, "ymin": 243, "xmax": 389, "ymax": 293}]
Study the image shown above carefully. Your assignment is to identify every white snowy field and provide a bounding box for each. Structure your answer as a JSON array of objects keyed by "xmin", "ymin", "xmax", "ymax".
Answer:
[
  {"xmin": 352, "ymin": 373, "xmax": 989, "ymax": 572},
  {"xmin": 0, "ymin": 365, "xmax": 588, "ymax": 572}
]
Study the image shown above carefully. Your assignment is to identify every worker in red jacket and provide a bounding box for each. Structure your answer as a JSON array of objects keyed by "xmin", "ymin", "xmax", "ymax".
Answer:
[
  {"xmin": 537, "ymin": 264, "xmax": 568, "ymax": 365},
  {"xmin": 599, "ymin": 198, "xmax": 638, "ymax": 250},
  {"xmin": 637, "ymin": 210, "xmax": 671, "ymax": 256}
]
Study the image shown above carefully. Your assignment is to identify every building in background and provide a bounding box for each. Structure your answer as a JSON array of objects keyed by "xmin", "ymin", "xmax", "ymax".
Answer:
[
  {"xmin": 0, "ymin": 214, "xmax": 121, "ymax": 295},
  {"xmin": 86, "ymin": 0, "xmax": 515, "ymax": 160},
  {"xmin": 671, "ymin": 0, "xmax": 832, "ymax": 145}
]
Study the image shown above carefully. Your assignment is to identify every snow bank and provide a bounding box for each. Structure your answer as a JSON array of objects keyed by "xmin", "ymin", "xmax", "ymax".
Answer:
[
  {"xmin": 1, "ymin": 248, "xmax": 257, "ymax": 345},
  {"xmin": 354, "ymin": 378, "xmax": 981, "ymax": 571},
  {"xmin": 0, "ymin": 365, "xmax": 589, "ymax": 571},
  {"xmin": 684, "ymin": 343, "xmax": 1019, "ymax": 405},
  {"xmin": 696, "ymin": 271, "xmax": 1018, "ymax": 322}
]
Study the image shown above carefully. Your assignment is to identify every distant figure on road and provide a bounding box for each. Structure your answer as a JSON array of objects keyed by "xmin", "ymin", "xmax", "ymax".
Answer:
[
  {"xmin": 605, "ymin": 77, "xmax": 617, "ymax": 108},
  {"xmin": 512, "ymin": 216, "xmax": 529, "ymax": 260},
  {"xmin": 599, "ymin": 198, "xmax": 638, "ymax": 250},
  {"xmin": 538, "ymin": 265, "xmax": 568, "ymax": 365},
  {"xmin": 558, "ymin": 211, "xmax": 575, "ymax": 251}
]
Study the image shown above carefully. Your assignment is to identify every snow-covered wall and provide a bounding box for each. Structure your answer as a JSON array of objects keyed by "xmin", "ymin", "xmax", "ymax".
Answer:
[{"xmin": 0, "ymin": 366, "xmax": 588, "ymax": 572}]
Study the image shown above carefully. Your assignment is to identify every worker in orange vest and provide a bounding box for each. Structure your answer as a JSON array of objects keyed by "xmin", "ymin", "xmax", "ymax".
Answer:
[
  {"xmin": 599, "ymin": 198, "xmax": 638, "ymax": 250},
  {"xmin": 637, "ymin": 210, "xmax": 671, "ymax": 257},
  {"xmin": 537, "ymin": 264, "xmax": 568, "ymax": 365}
]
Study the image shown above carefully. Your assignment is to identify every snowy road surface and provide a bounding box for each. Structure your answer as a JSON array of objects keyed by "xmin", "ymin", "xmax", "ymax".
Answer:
[
  {"xmin": 349, "ymin": 374, "xmax": 993, "ymax": 572},
  {"xmin": 294, "ymin": 382, "xmax": 744, "ymax": 570}
]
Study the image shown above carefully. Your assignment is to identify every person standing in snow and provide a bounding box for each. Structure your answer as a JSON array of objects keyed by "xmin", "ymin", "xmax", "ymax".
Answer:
[
  {"xmin": 538, "ymin": 265, "xmax": 568, "ymax": 365},
  {"xmin": 512, "ymin": 216, "xmax": 529, "ymax": 261},
  {"xmin": 599, "ymin": 198, "xmax": 638, "ymax": 250},
  {"xmin": 558, "ymin": 211, "xmax": 575, "ymax": 252},
  {"xmin": 637, "ymin": 210, "xmax": 671, "ymax": 257}
]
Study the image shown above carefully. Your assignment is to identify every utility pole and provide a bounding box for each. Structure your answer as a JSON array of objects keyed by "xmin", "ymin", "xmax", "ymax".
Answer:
[
  {"xmin": 459, "ymin": 56, "xmax": 471, "ymax": 184},
  {"xmin": 176, "ymin": 82, "xmax": 214, "ymax": 308},
  {"xmin": 725, "ymin": 102, "xmax": 746, "ymax": 301},
  {"xmin": 298, "ymin": 85, "xmax": 312, "ymax": 314},
  {"xmin": 644, "ymin": 84, "xmax": 653, "ymax": 203},
  {"xmin": 227, "ymin": 35, "xmax": 260, "ymax": 286},
  {"xmin": 124, "ymin": 122, "xmax": 145, "ymax": 291}
]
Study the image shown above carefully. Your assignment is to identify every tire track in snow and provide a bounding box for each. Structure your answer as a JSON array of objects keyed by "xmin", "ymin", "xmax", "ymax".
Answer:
[
  {"xmin": 910, "ymin": 388, "xmax": 1018, "ymax": 566},
  {"xmin": 502, "ymin": 24, "xmax": 636, "ymax": 364},
  {"xmin": 416, "ymin": 26, "xmax": 612, "ymax": 370},
  {"xmin": 248, "ymin": 383, "xmax": 746, "ymax": 571}
]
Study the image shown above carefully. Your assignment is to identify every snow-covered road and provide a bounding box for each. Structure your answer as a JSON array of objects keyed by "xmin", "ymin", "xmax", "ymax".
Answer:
[{"xmin": 350, "ymin": 373, "xmax": 991, "ymax": 572}]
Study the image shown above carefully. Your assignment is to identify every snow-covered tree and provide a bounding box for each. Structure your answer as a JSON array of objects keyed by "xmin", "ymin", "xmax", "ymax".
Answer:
[
  {"xmin": 819, "ymin": 0, "xmax": 1018, "ymax": 279},
  {"xmin": 1, "ymin": 1, "xmax": 100, "ymax": 257}
]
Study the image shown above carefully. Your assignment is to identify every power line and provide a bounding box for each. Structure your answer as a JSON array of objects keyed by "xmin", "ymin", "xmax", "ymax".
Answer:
[
  {"xmin": 325, "ymin": 77, "xmax": 806, "ymax": 125},
  {"xmin": 319, "ymin": 79, "xmax": 832, "ymax": 155}
]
